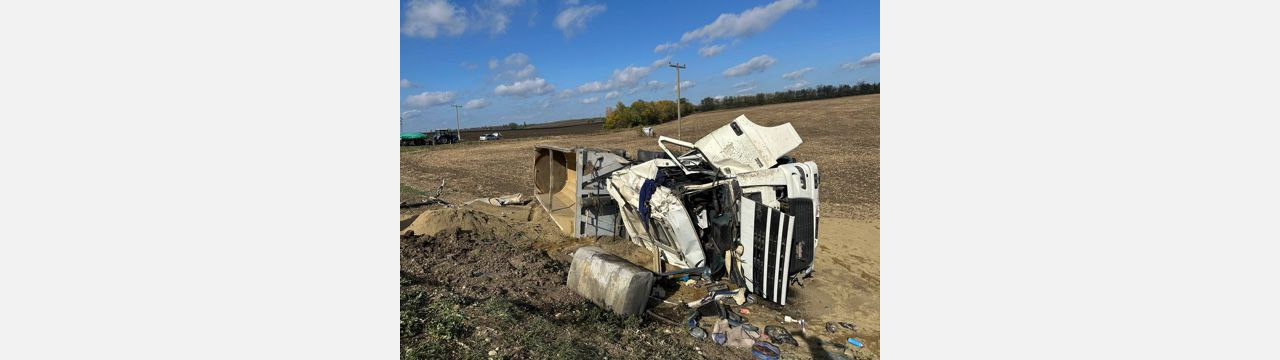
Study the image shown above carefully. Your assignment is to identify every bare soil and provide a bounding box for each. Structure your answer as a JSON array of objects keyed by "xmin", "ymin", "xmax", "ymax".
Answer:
[{"xmin": 401, "ymin": 95, "xmax": 880, "ymax": 359}]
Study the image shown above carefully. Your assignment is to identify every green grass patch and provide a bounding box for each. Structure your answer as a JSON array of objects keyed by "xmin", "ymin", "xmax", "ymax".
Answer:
[{"xmin": 400, "ymin": 184, "xmax": 429, "ymax": 197}]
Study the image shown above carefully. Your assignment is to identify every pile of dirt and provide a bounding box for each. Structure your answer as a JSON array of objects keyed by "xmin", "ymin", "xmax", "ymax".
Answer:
[{"xmin": 400, "ymin": 207, "xmax": 510, "ymax": 238}]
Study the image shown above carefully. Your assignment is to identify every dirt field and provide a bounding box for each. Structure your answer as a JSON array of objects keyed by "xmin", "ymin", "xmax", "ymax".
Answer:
[{"xmin": 401, "ymin": 94, "xmax": 880, "ymax": 359}]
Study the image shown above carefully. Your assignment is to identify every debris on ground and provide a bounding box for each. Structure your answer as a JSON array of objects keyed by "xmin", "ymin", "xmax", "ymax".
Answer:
[
  {"xmin": 826, "ymin": 322, "xmax": 839, "ymax": 333},
  {"xmin": 839, "ymin": 321, "xmax": 857, "ymax": 331},
  {"xmin": 847, "ymin": 338, "xmax": 865, "ymax": 348},
  {"xmin": 751, "ymin": 341, "xmax": 781, "ymax": 360},
  {"xmin": 464, "ymin": 193, "xmax": 531, "ymax": 206},
  {"xmin": 763, "ymin": 325, "xmax": 798, "ymax": 346}
]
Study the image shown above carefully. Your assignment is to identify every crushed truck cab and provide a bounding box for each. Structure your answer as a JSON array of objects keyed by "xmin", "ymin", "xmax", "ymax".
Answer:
[{"xmin": 537, "ymin": 115, "xmax": 819, "ymax": 310}]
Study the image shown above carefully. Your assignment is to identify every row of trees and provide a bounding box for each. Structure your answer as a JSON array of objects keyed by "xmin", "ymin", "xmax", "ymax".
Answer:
[
  {"xmin": 697, "ymin": 82, "xmax": 880, "ymax": 112},
  {"xmin": 603, "ymin": 82, "xmax": 879, "ymax": 129},
  {"xmin": 604, "ymin": 98, "xmax": 696, "ymax": 129}
]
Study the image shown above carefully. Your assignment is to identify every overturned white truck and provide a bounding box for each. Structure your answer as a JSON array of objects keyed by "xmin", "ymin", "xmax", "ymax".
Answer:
[{"xmin": 534, "ymin": 115, "xmax": 819, "ymax": 312}]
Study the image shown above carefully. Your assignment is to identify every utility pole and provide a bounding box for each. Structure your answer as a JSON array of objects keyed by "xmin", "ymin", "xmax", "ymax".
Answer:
[
  {"xmin": 669, "ymin": 62, "xmax": 686, "ymax": 138},
  {"xmin": 451, "ymin": 104, "xmax": 463, "ymax": 141}
]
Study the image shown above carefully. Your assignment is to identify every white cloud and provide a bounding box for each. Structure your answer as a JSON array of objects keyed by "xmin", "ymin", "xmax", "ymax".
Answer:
[
  {"xmin": 712, "ymin": 95, "xmax": 725, "ymax": 100},
  {"xmin": 577, "ymin": 57, "xmax": 671, "ymax": 93},
  {"xmin": 723, "ymin": 55, "xmax": 777, "ymax": 77},
  {"xmin": 495, "ymin": 77, "xmax": 555, "ymax": 97},
  {"xmin": 654, "ymin": 42, "xmax": 681, "ymax": 53},
  {"xmin": 402, "ymin": 0, "xmax": 469, "ymax": 38},
  {"xmin": 781, "ymin": 67, "xmax": 813, "ymax": 80},
  {"xmin": 401, "ymin": 109, "xmax": 421, "ymax": 119},
  {"xmin": 784, "ymin": 80, "xmax": 809, "ymax": 90},
  {"xmin": 474, "ymin": 0, "xmax": 526, "ymax": 35},
  {"xmin": 580, "ymin": 96, "xmax": 599, "ymax": 104},
  {"xmin": 734, "ymin": 81, "xmax": 756, "ymax": 89},
  {"xmin": 675, "ymin": 80, "xmax": 696, "ymax": 92},
  {"xmin": 555, "ymin": 89, "xmax": 575, "ymax": 99},
  {"xmin": 460, "ymin": 62, "xmax": 478, "ymax": 69},
  {"xmin": 513, "ymin": 64, "xmax": 536, "ymax": 79},
  {"xmin": 736, "ymin": 85, "xmax": 757, "ymax": 94},
  {"xmin": 841, "ymin": 51, "xmax": 880, "ymax": 70},
  {"xmin": 679, "ymin": 0, "xmax": 810, "ymax": 43},
  {"xmin": 464, "ymin": 98, "xmax": 490, "ymax": 109},
  {"xmin": 605, "ymin": 91, "xmax": 620, "ymax": 100},
  {"xmin": 491, "ymin": 52, "xmax": 539, "ymax": 80},
  {"xmin": 401, "ymin": 79, "xmax": 413, "ymax": 88},
  {"xmin": 504, "ymin": 52, "xmax": 530, "ymax": 67},
  {"xmin": 405, "ymin": 91, "xmax": 457, "ymax": 108},
  {"xmin": 698, "ymin": 44, "xmax": 726, "ymax": 57},
  {"xmin": 554, "ymin": 4, "xmax": 607, "ymax": 38},
  {"xmin": 645, "ymin": 80, "xmax": 663, "ymax": 90}
]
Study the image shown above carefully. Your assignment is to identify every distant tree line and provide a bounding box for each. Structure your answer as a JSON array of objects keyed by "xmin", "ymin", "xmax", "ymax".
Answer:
[
  {"xmin": 697, "ymin": 82, "xmax": 879, "ymax": 112},
  {"xmin": 603, "ymin": 82, "xmax": 879, "ymax": 129},
  {"xmin": 604, "ymin": 98, "xmax": 695, "ymax": 129}
]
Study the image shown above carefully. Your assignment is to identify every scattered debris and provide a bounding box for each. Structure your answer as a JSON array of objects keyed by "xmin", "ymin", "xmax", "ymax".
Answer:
[
  {"xmin": 763, "ymin": 326, "xmax": 798, "ymax": 346},
  {"xmin": 847, "ymin": 338, "xmax": 865, "ymax": 348},
  {"xmin": 401, "ymin": 179, "xmax": 449, "ymax": 208},
  {"xmin": 751, "ymin": 341, "xmax": 782, "ymax": 360},
  {"xmin": 839, "ymin": 321, "xmax": 857, "ymax": 331},
  {"xmin": 739, "ymin": 308, "xmax": 751, "ymax": 315},
  {"xmin": 711, "ymin": 319, "xmax": 756, "ymax": 348},
  {"xmin": 825, "ymin": 322, "xmax": 838, "ymax": 333},
  {"xmin": 464, "ymin": 193, "xmax": 531, "ymax": 206},
  {"xmin": 689, "ymin": 326, "xmax": 708, "ymax": 340}
]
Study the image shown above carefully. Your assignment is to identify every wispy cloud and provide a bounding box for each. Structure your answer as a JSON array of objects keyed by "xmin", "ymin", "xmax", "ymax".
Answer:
[
  {"xmin": 579, "ymin": 96, "xmax": 599, "ymax": 104},
  {"xmin": 605, "ymin": 91, "xmax": 620, "ymax": 100},
  {"xmin": 577, "ymin": 56, "xmax": 670, "ymax": 93},
  {"xmin": 464, "ymin": 98, "xmax": 490, "ymax": 109},
  {"xmin": 698, "ymin": 44, "xmax": 726, "ymax": 57},
  {"xmin": 841, "ymin": 52, "xmax": 880, "ymax": 70},
  {"xmin": 402, "ymin": 0, "xmax": 469, "ymax": 38},
  {"xmin": 781, "ymin": 67, "xmax": 813, "ymax": 80},
  {"xmin": 784, "ymin": 80, "xmax": 809, "ymax": 90},
  {"xmin": 675, "ymin": 80, "xmax": 696, "ymax": 92},
  {"xmin": 679, "ymin": 0, "xmax": 811, "ymax": 43},
  {"xmin": 554, "ymin": 4, "xmax": 606, "ymax": 38},
  {"xmin": 654, "ymin": 42, "xmax": 681, "ymax": 53},
  {"xmin": 405, "ymin": 90, "xmax": 457, "ymax": 108},
  {"xmin": 401, "ymin": 79, "xmax": 413, "ymax": 88},
  {"xmin": 723, "ymin": 55, "xmax": 777, "ymax": 77}
]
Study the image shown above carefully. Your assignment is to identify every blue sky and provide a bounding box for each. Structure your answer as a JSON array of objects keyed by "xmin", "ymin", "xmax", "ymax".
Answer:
[{"xmin": 401, "ymin": 0, "xmax": 879, "ymax": 132}]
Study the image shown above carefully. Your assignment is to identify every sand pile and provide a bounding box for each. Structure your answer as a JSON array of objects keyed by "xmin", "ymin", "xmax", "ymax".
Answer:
[{"xmin": 400, "ymin": 207, "xmax": 513, "ymax": 237}]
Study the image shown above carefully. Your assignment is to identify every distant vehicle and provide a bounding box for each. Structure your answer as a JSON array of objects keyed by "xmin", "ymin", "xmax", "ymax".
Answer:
[
  {"xmin": 429, "ymin": 129, "xmax": 460, "ymax": 145},
  {"xmin": 401, "ymin": 132, "xmax": 428, "ymax": 146},
  {"xmin": 479, "ymin": 132, "xmax": 502, "ymax": 141}
]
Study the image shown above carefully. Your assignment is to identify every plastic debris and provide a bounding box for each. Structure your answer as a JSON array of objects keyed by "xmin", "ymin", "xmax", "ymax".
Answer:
[
  {"xmin": 689, "ymin": 326, "xmax": 708, "ymax": 340},
  {"xmin": 825, "ymin": 322, "xmax": 838, "ymax": 333},
  {"xmin": 847, "ymin": 338, "xmax": 864, "ymax": 348},
  {"xmin": 738, "ymin": 308, "xmax": 751, "ymax": 315},
  {"xmin": 751, "ymin": 341, "xmax": 782, "ymax": 360},
  {"xmin": 839, "ymin": 322, "xmax": 856, "ymax": 330},
  {"xmin": 764, "ymin": 325, "xmax": 798, "ymax": 346},
  {"xmin": 712, "ymin": 332, "xmax": 727, "ymax": 345}
]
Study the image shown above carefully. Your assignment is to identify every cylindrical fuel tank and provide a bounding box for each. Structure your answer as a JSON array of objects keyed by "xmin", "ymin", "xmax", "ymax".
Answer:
[{"xmin": 566, "ymin": 246, "xmax": 655, "ymax": 316}]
